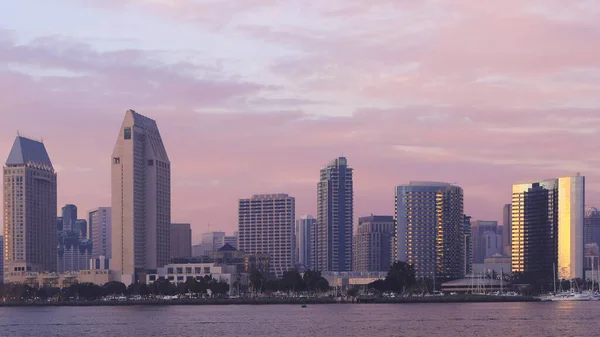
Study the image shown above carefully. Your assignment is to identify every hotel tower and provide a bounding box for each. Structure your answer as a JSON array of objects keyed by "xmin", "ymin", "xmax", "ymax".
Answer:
[{"xmin": 111, "ymin": 110, "xmax": 171, "ymax": 285}]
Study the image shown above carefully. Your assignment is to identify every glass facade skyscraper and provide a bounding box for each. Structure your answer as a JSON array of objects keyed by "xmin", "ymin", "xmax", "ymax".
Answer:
[
  {"xmin": 394, "ymin": 182, "xmax": 464, "ymax": 280},
  {"xmin": 313, "ymin": 157, "xmax": 353, "ymax": 272},
  {"xmin": 584, "ymin": 207, "xmax": 600, "ymax": 247},
  {"xmin": 57, "ymin": 204, "xmax": 92, "ymax": 273},
  {"xmin": 502, "ymin": 204, "xmax": 512, "ymax": 256},
  {"xmin": 511, "ymin": 175, "xmax": 584, "ymax": 280},
  {"xmin": 296, "ymin": 215, "xmax": 315, "ymax": 270}
]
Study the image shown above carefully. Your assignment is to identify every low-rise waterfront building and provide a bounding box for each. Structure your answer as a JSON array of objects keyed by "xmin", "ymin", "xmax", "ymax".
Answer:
[
  {"xmin": 472, "ymin": 255, "xmax": 512, "ymax": 277},
  {"xmin": 3, "ymin": 270, "xmax": 114, "ymax": 288},
  {"xmin": 441, "ymin": 275, "xmax": 511, "ymax": 294},
  {"xmin": 322, "ymin": 271, "xmax": 387, "ymax": 288},
  {"xmin": 145, "ymin": 263, "xmax": 247, "ymax": 295}
]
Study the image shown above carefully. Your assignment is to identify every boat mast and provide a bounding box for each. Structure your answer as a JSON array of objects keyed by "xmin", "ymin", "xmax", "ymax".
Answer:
[{"xmin": 501, "ymin": 268, "xmax": 503, "ymax": 294}]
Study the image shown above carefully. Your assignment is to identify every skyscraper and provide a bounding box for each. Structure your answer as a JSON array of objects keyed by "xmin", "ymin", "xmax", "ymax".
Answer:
[
  {"xmin": 238, "ymin": 194, "xmax": 295, "ymax": 278},
  {"xmin": 584, "ymin": 207, "xmax": 600, "ymax": 246},
  {"xmin": 511, "ymin": 175, "xmax": 584, "ymax": 280},
  {"xmin": 314, "ymin": 157, "xmax": 353, "ymax": 272},
  {"xmin": 296, "ymin": 215, "xmax": 315, "ymax": 269},
  {"xmin": 111, "ymin": 109, "xmax": 171, "ymax": 285},
  {"xmin": 0, "ymin": 235, "xmax": 4, "ymax": 283},
  {"xmin": 58, "ymin": 204, "xmax": 92, "ymax": 273},
  {"xmin": 3, "ymin": 136, "xmax": 57, "ymax": 280},
  {"xmin": 471, "ymin": 220, "xmax": 501, "ymax": 264},
  {"xmin": 353, "ymin": 215, "xmax": 394, "ymax": 272},
  {"xmin": 502, "ymin": 204, "xmax": 512, "ymax": 256},
  {"xmin": 224, "ymin": 232, "xmax": 238, "ymax": 249},
  {"xmin": 201, "ymin": 232, "xmax": 226, "ymax": 253},
  {"xmin": 394, "ymin": 182, "xmax": 464, "ymax": 280},
  {"xmin": 463, "ymin": 215, "xmax": 472, "ymax": 276},
  {"xmin": 88, "ymin": 207, "xmax": 112, "ymax": 259},
  {"xmin": 170, "ymin": 223, "xmax": 192, "ymax": 259}
]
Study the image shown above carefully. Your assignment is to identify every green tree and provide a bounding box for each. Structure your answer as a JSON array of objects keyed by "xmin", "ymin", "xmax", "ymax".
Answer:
[
  {"xmin": 209, "ymin": 280, "xmax": 230, "ymax": 296},
  {"xmin": 302, "ymin": 270, "xmax": 330, "ymax": 293},
  {"xmin": 281, "ymin": 269, "xmax": 305, "ymax": 292},
  {"xmin": 347, "ymin": 287, "xmax": 359, "ymax": 298},
  {"xmin": 367, "ymin": 279, "xmax": 386, "ymax": 293},
  {"xmin": 102, "ymin": 281, "xmax": 127, "ymax": 296},
  {"xmin": 249, "ymin": 268, "xmax": 266, "ymax": 293},
  {"xmin": 384, "ymin": 261, "xmax": 416, "ymax": 293}
]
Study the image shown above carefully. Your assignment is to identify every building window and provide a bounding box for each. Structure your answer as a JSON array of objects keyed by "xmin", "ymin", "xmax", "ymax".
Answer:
[
  {"xmin": 124, "ymin": 127, "xmax": 132, "ymax": 139},
  {"xmin": 167, "ymin": 267, "xmax": 174, "ymax": 274},
  {"xmin": 148, "ymin": 160, "xmax": 154, "ymax": 166},
  {"xmin": 113, "ymin": 157, "xmax": 120, "ymax": 164}
]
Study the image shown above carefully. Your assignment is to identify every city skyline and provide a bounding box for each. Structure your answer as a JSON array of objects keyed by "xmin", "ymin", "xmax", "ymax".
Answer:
[{"xmin": 1, "ymin": 1, "xmax": 600, "ymax": 242}]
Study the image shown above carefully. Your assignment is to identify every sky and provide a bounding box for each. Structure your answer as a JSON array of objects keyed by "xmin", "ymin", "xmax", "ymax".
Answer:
[{"xmin": 1, "ymin": 0, "xmax": 600, "ymax": 244}]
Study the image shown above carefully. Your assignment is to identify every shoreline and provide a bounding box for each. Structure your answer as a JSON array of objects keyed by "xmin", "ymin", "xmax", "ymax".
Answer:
[{"xmin": 0, "ymin": 295, "xmax": 540, "ymax": 307}]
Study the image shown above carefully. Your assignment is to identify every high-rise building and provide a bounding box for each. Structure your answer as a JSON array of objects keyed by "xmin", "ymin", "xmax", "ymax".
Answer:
[
  {"xmin": 62, "ymin": 204, "xmax": 77, "ymax": 231},
  {"xmin": 463, "ymin": 215, "xmax": 472, "ymax": 276},
  {"xmin": 584, "ymin": 207, "xmax": 600, "ymax": 246},
  {"xmin": 88, "ymin": 207, "xmax": 112, "ymax": 259},
  {"xmin": 471, "ymin": 220, "xmax": 502, "ymax": 264},
  {"xmin": 352, "ymin": 215, "xmax": 394, "ymax": 272},
  {"xmin": 238, "ymin": 194, "xmax": 295, "ymax": 278},
  {"xmin": 58, "ymin": 204, "xmax": 92, "ymax": 273},
  {"xmin": 224, "ymin": 232, "xmax": 238, "ymax": 249},
  {"xmin": 296, "ymin": 215, "xmax": 315, "ymax": 269},
  {"xmin": 0, "ymin": 235, "xmax": 4, "ymax": 283},
  {"xmin": 202, "ymin": 232, "xmax": 226, "ymax": 253},
  {"xmin": 192, "ymin": 244, "xmax": 207, "ymax": 257},
  {"xmin": 111, "ymin": 109, "xmax": 171, "ymax": 285},
  {"xmin": 511, "ymin": 175, "xmax": 584, "ymax": 280},
  {"xmin": 314, "ymin": 157, "xmax": 353, "ymax": 272},
  {"xmin": 394, "ymin": 182, "xmax": 464, "ymax": 280},
  {"xmin": 502, "ymin": 204, "xmax": 512, "ymax": 257},
  {"xmin": 3, "ymin": 136, "xmax": 57, "ymax": 280},
  {"xmin": 170, "ymin": 223, "xmax": 192, "ymax": 259}
]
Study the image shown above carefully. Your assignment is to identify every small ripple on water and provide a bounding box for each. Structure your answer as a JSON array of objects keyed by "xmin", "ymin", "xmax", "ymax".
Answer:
[{"xmin": 0, "ymin": 302, "xmax": 597, "ymax": 337}]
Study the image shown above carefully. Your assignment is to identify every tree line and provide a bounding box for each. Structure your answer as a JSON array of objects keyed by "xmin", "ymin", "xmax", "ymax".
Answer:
[
  {"xmin": 249, "ymin": 268, "xmax": 330, "ymax": 293},
  {"xmin": 0, "ymin": 276, "xmax": 230, "ymax": 301}
]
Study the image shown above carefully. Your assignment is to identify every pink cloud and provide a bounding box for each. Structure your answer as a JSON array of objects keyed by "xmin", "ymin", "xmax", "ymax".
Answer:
[{"xmin": 2, "ymin": 1, "xmax": 600, "ymax": 243}]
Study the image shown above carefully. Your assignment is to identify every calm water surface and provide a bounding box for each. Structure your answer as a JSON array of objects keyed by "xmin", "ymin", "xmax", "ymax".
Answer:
[{"xmin": 0, "ymin": 302, "xmax": 597, "ymax": 336}]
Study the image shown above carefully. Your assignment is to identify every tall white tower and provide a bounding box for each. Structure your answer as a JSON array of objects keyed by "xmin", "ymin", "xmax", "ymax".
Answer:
[{"xmin": 111, "ymin": 109, "xmax": 171, "ymax": 285}]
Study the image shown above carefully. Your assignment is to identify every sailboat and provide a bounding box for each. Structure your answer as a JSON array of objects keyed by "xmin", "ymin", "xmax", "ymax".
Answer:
[{"xmin": 548, "ymin": 263, "xmax": 592, "ymax": 301}]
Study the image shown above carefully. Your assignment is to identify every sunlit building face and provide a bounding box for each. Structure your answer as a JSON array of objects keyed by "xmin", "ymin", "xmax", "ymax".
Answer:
[{"xmin": 511, "ymin": 175, "xmax": 584, "ymax": 280}]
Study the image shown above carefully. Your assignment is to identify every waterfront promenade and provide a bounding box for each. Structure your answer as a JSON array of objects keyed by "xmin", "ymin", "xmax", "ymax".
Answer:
[{"xmin": 0, "ymin": 294, "xmax": 539, "ymax": 306}]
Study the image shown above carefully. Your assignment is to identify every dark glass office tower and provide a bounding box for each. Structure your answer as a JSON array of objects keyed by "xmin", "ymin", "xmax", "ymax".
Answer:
[
  {"xmin": 313, "ymin": 157, "xmax": 353, "ymax": 272},
  {"xmin": 511, "ymin": 176, "xmax": 584, "ymax": 281}
]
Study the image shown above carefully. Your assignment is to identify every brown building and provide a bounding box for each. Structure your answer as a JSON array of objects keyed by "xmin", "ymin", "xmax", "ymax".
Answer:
[{"xmin": 170, "ymin": 223, "xmax": 192, "ymax": 259}]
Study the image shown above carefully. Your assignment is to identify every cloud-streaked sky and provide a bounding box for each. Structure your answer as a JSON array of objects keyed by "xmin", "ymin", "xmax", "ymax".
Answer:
[{"xmin": 2, "ymin": 0, "xmax": 600, "ymax": 243}]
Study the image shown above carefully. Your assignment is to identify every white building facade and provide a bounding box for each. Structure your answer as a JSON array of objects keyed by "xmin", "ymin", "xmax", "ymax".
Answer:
[{"xmin": 111, "ymin": 110, "xmax": 171, "ymax": 285}]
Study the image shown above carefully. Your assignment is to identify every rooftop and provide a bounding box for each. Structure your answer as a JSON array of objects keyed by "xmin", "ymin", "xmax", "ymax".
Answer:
[{"xmin": 5, "ymin": 136, "xmax": 53, "ymax": 170}]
